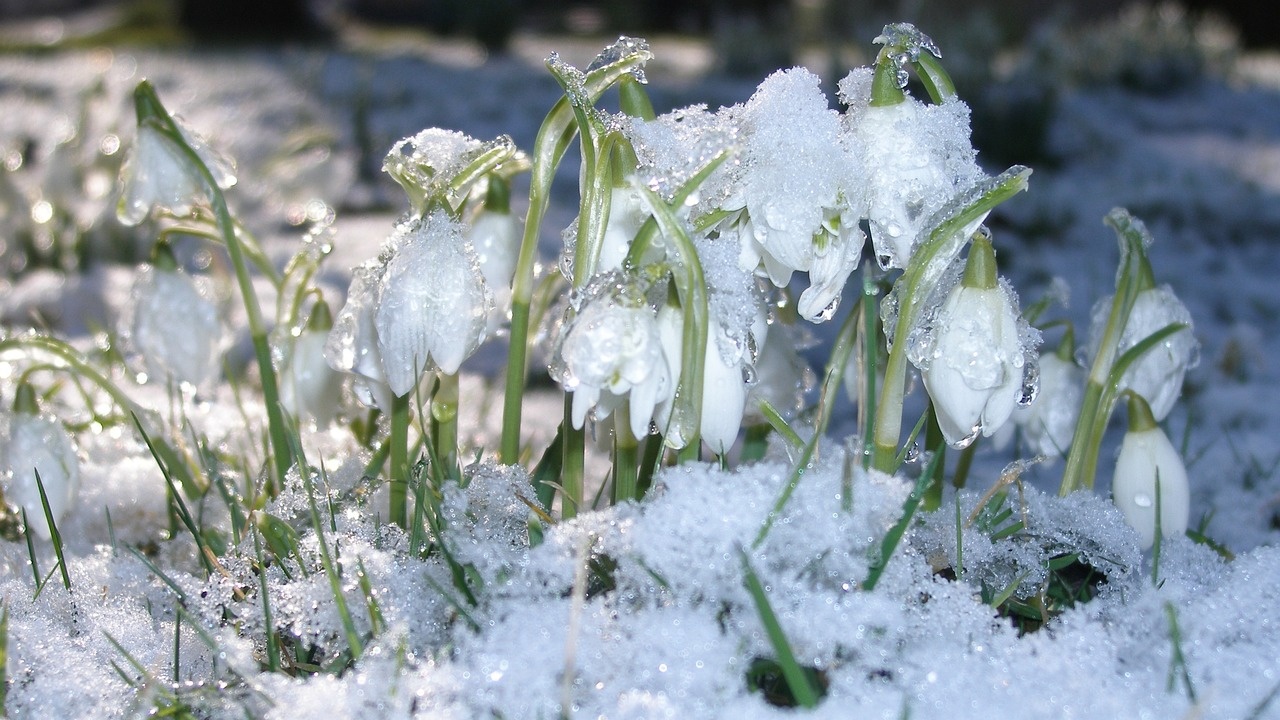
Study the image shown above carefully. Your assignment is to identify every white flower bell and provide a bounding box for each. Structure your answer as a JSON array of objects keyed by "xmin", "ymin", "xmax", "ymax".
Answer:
[
  {"xmin": 920, "ymin": 235, "xmax": 1030, "ymax": 447},
  {"xmin": 734, "ymin": 68, "xmax": 866, "ymax": 324},
  {"xmin": 552, "ymin": 287, "xmax": 670, "ymax": 440},
  {"xmin": 840, "ymin": 69, "xmax": 981, "ymax": 270},
  {"xmin": 281, "ymin": 301, "xmax": 345, "ymax": 426},
  {"xmin": 1112, "ymin": 394, "xmax": 1189, "ymax": 549},
  {"xmin": 325, "ymin": 261, "xmax": 395, "ymax": 413},
  {"xmin": 4, "ymin": 385, "xmax": 79, "ymax": 541},
  {"xmin": 1087, "ymin": 283, "xmax": 1197, "ymax": 421},
  {"xmin": 123, "ymin": 243, "xmax": 225, "ymax": 390},
  {"xmin": 118, "ymin": 83, "xmax": 236, "ymax": 226},
  {"xmin": 1013, "ymin": 347, "xmax": 1083, "ymax": 458},
  {"xmin": 374, "ymin": 211, "xmax": 492, "ymax": 396}
]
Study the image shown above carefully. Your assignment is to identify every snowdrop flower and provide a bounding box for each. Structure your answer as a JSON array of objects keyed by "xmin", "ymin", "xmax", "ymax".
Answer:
[
  {"xmin": 1112, "ymin": 394, "xmax": 1189, "ymax": 549},
  {"xmin": 1013, "ymin": 346, "xmax": 1084, "ymax": 457},
  {"xmin": 325, "ymin": 261, "xmax": 395, "ymax": 413},
  {"xmin": 281, "ymin": 301, "xmax": 345, "ymax": 426},
  {"xmin": 840, "ymin": 68, "xmax": 982, "ymax": 270},
  {"xmin": 374, "ymin": 211, "xmax": 492, "ymax": 396},
  {"xmin": 123, "ymin": 243, "xmax": 225, "ymax": 389},
  {"xmin": 919, "ymin": 235, "xmax": 1032, "ymax": 447},
  {"xmin": 654, "ymin": 304, "xmax": 764, "ymax": 455},
  {"xmin": 117, "ymin": 83, "xmax": 236, "ymax": 226},
  {"xmin": 3, "ymin": 384, "xmax": 78, "ymax": 541},
  {"xmin": 1087, "ymin": 284, "xmax": 1197, "ymax": 421},
  {"xmin": 551, "ymin": 280, "xmax": 671, "ymax": 439},
  {"xmin": 734, "ymin": 68, "xmax": 866, "ymax": 323},
  {"xmin": 467, "ymin": 206, "xmax": 520, "ymax": 334}
]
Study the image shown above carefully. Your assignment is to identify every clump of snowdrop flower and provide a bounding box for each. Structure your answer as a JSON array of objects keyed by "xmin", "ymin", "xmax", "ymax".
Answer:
[
  {"xmin": 1112, "ymin": 393, "xmax": 1190, "ymax": 548},
  {"xmin": 917, "ymin": 232, "xmax": 1037, "ymax": 447},
  {"xmin": 2, "ymin": 383, "xmax": 79, "ymax": 540}
]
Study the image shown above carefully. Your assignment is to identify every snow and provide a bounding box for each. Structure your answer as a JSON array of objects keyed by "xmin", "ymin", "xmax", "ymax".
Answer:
[{"xmin": 1, "ymin": 28, "xmax": 1280, "ymax": 720}]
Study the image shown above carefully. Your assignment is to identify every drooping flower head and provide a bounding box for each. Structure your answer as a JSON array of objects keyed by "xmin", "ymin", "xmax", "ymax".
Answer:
[
  {"xmin": 550, "ymin": 271, "xmax": 671, "ymax": 440},
  {"xmin": 117, "ymin": 81, "xmax": 236, "ymax": 226},
  {"xmin": 1112, "ymin": 394, "xmax": 1190, "ymax": 549},
  {"xmin": 732, "ymin": 68, "xmax": 867, "ymax": 323},
  {"xmin": 281, "ymin": 300, "xmax": 346, "ymax": 427},
  {"xmin": 840, "ymin": 67, "xmax": 983, "ymax": 270},
  {"xmin": 916, "ymin": 233, "xmax": 1039, "ymax": 447},
  {"xmin": 121, "ymin": 241, "xmax": 226, "ymax": 390},
  {"xmin": 373, "ymin": 212, "xmax": 492, "ymax": 396},
  {"xmin": 3, "ymin": 383, "xmax": 79, "ymax": 541}
]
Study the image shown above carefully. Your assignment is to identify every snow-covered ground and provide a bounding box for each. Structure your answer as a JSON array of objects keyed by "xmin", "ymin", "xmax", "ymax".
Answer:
[{"xmin": 1, "ymin": 28, "xmax": 1279, "ymax": 719}]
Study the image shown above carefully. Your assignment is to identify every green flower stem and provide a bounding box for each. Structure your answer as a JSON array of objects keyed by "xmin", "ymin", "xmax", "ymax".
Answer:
[
  {"xmin": 1058, "ymin": 209, "xmax": 1149, "ymax": 495},
  {"xmin": 561, "ymin": 395, "xmax": 585, "ymax": 519},
  {"xmin": 134, "ymin": 82, "xmax": 293, "ymax": 493},
  {"xmin": 922, "ymin": 407, "xmax": 947, "ymax": 511},
  {"xmin": 388, "ymin": 392, "xmax": 411, "ymax": 529},
  {"xmin": 500, "ymin": 48, "xmax": 652, "ymax": 464},
  {"xmin": 871, "ymin": 168, "xmax": 1031, "ymax": 473},
  {"xmin": 860, "ymin": 272, "xmax": 881, "ymax": 470},
  {"xmin": 431, "ymin": 372, "xmax": 460, "ymax": 478},
  {"xmin": 612, "ymin": 408, "xmax": 640, "ymax": 504},
  {"xmin": 634, "ymin": 183, "xmax": 708, "ymax": 453},
  {"xmin": 814, "ymin": 297, "xmax": 861, "ymax": 441}
]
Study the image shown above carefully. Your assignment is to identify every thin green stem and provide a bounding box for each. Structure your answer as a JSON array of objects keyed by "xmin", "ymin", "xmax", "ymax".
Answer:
[
  {"xmin": 389, "ymin": 392, "xmax": 411, "ymax": 529},
  {"xmin": 431, "ymin": 373, "xmax": 460, "ymax": 479},
  {"xmin": 612, "ymin": 410, "xmax": 640, "ymax": 504},
  {"xmin": 561, "ymin": 395, "xmax": 585, "ymax": 519}
]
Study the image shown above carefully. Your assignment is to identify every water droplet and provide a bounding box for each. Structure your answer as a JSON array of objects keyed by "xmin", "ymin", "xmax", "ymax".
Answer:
[
  {"xmin": 1133, "ymin": 493, "xmax": 1153, "ymax": 508},
  {"xmin": 741, "ymin": 364, "xmax": 758, "ymax": 385},
  {"xmin": 953, "ymin": 424, "xmax": 981, "ymax": 449}
]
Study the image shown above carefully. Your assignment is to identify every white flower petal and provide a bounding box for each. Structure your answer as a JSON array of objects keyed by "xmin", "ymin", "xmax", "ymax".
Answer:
[{"xmin": 1112, "ymin": 427, "xmax": 1190, "ymax": 549}]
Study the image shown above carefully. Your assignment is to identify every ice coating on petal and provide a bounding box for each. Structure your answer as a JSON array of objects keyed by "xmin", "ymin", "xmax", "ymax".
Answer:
[
  {"xmin": 921, "ymin": 284, "xmax": 1027, "ymax": 447},
  {"xmin": 846, "ymin": 90, "xmax": 982, "ymax": 269},
  {"xmin": 117, "ymin": 117, "xmax": 236, "ymax": 226},
  {"xmin": 117, "ymin": 125, "xmax": 203, "ymax": 226},
  {"xmin": 124, "ymin": 265, "xmax": 225, "ymax": 389},
  {"xmin": 1086, "ymin": 284, "xmax": 1198, "ymax": 420},
  {"xmin": 3, "ymin": 413, "xmax": 79, "ymax": 540},
  {"xmin": 325, "ymin": 260, "xmax": 394, "ymax": 412},
  {"xmin": 375, "ymin": 212, "xmax": 491, "ymax": 393},
  {"xmin": 552, "ymin": 279, "xmax": 670, "ymax": 438}
]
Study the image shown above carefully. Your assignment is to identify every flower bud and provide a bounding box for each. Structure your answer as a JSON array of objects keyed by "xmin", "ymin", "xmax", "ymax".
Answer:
[
  {"xmin": 920, "ymin": 236, "xmax": 1030, "ymax": 447},
  {"xmin": 1112, "ymin": 394, "xmax": 1189, "ymax": 549},
  {"xmin": 281, "ymin": 301, "xmax": 345, "ymax": 426},
  {"xmin": 4, "ymin": 385, "xmax": 79, "ymax": 541}
]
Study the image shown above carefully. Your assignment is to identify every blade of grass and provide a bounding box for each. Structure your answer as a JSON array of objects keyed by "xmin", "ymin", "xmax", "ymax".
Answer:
[
  {"xmin": 739, "ymin": 548, "xmax": 821, "ymax": 708},
  {"xmin": 33, "ymin": 469, "xmax": 71, "ymax": 592},
  {"xmin": 862, "ymin": 450, "xmax": 942, "ymax": 591}
]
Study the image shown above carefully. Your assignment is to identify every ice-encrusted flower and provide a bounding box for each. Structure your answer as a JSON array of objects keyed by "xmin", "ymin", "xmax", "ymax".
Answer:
[
  {"xmin": 325, "ymin": 261, "xmax": 394, "ymax": 413},
  {"xmin": 281, "ymin": 301, "xmax": 345, "ymax": 427},
  {"xmin": 551, "ymin": 285, "xmax": 671, "ymax": 439},
  {"xmin": 1087, "ymin": 284, "xmax": 1197, "ymax": 421},
  {"xmin": 467, "ymin": 207, "xmax": 520, "ymax": 333},
  {"xmin": 1013, "ymin": 349, "xmax": 1084, "ymax": 457},
  {"xmin": 326, "ymin": 214, "xmax": 494, "ymax": 409},
  {"xmin": 122, "ymin": 247, "xmax": 226, "ymax": 389},
  {"xmin": 117, "ymin": 106, "xmax": 236, "ymax": 226},
  {"xmin": 840, "ymin": 68, "xmax": 982, "ymax": 270},
  {"xmin": 654, "ymin": 304, "xmax": 765, "ymax": 455},
  {"xmin": 1112, "ymin": 394, "xmax": 1189, "ymax": 549},
  {"xmin": 733, "ymin": 68, "xmax": 866, "ymax": 323},
  {"xmin": 919, "ymin": 237, "xmax": 1032, "ymax": 447},
  {"xmin": 3, "ymin": 385, "xmax": 79, "ymax": 541}
]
